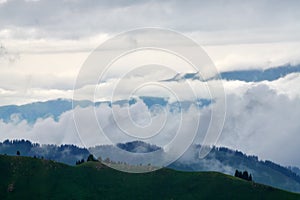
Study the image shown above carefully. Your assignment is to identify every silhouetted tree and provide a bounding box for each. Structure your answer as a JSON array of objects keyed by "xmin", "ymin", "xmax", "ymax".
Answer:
[
  {"xmin": 16, "ymin": 150, "xmax": 20, "ymax": 156},
  {"xmin": 87, "ymin": 154, "xmax": 97, "ymax": 162},
  {"xmin": 235, "ymin": 170, "xmax": 239, "ymax": 177},
  {"xmin": 234, "ymin": 169, "xmax": 253, "ymax": 181},
  {"xmin": 249, "ymin": 174, "xmax": 252, "ymax": 181},
  {"xmin": 76, "ymin": 159, "xmax": 85, "ymax": 165},
  {"xmin": 242, "ymin": 171, "xmax": 249, "ymax": 180}
]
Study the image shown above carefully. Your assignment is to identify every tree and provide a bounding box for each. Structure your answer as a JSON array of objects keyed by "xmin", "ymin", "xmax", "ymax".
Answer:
[
  {"xmin": 234, "ymin": 170, "xmax": 242, "ymax": 178},
  {"xmin": 249, "ymin": 174, "xmax": 252, "ymax": 181},
  {"xmin": 234, "ymin": 169, "xmax": 253, "ymax": 182},
  {"xmin": 76, "ymin": 159, "xmax": 85, "ymax": 165},
  {"xmin": 16, "ymin": 150, "xmax": 20, "ymax": 156},
  {"xmin": 87, "ymin": 154, "xmax": 97, "ymax": 162},
  {"xmin": 242, "ymin": 171, "xmax": 249, "ymax": 180},
  {"xmin": 234, "ymin": 170, "xmax": 239, "ymax": 177}
]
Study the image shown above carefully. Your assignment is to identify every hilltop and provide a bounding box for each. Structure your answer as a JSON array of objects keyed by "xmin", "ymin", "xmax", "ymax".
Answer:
[
  {"xmin": 0, "ymin": 155, "xmax": 299, "ymax": 200},
  {"xmin": 1, "ymin": 140, "xmax": 300, "ymax": 193}
]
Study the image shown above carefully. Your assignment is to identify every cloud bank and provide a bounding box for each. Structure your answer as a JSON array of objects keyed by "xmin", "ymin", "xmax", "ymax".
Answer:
[{"xmin": 1, "ymin": 74, "xmax": 300, "ymax": 167}]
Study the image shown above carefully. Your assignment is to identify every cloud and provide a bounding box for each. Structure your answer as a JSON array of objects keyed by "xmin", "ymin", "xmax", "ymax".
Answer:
[
  {"xmin": 217, "ymin": 81, "xmax": 300, "ymax": 167},
  {"xmin": 1, "ymin": 74, "xmax": 300, "ymax": 168},
  {"xmin": 0, "ymin": 99, "xmax": 203, "ymax": 151},
  {"xmin": 0, "ymin": 50, "xmax": 87, "ymax": 105},
  {"xmin": 205, "ymin": 42, "xmax": 300, "ymax": 72},
  {"xmin": 0, "ymin": 0, "xmax": 299, "ymax": 42},
  {"xmin": 0, "ymin": 0, "xmax": 300, "ymax": 107},
  {"xmin": 267, "ymin": 73, "xmax": 300, "ymax": 99},
  {"xmin": 0, "ymin": 42, "xmax": 19, "ymax": 63}
]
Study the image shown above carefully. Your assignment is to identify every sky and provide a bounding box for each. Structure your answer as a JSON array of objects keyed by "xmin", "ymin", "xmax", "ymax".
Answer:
[
  {"xmin": 0, "ymin": 0, "xmax": 300, "ymax": 167},
  {"xmin": 1, "ymin": 0, "xmax": 300, "ymax": 104}
]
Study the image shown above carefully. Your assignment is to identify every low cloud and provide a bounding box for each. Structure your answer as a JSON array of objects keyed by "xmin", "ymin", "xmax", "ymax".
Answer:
[
  {"xmin": 218, "ymin": 82, "xmax": 300, "ymax": 167},
  {"xmin": 1, "ymin": 75, "xmax": 300, "ymax": 167}
]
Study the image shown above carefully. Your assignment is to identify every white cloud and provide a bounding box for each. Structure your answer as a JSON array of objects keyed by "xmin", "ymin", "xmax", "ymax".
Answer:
[
  {"xmin": 0, "ymin": 99, "xmax": 201, "ymax": 149},
  {"xmin": 1, "ymin": 74, "xmax": 300, "ymax": 167},
  {"xmin": 204, "ymin": 42, "xmax": 300, "ymax": 72},
  {"xmin": 0, "ymin": 87, "xmax": 73, "ymax": 105},
  {"xmin": 0, "ymin": 0, "xmax": 299, "ymax": 107},
  {"xmin": 217, "ymin": 79, "xmax": 300, "ymax": 167},
  {"xmin": 267, "ymin": 73, "xmax": 300, "ymax": 99}
]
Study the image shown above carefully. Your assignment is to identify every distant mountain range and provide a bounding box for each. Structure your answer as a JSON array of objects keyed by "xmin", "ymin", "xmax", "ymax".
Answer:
[
  {"xmin": 1, "ymin": 64, "xmax": 299, "ymax": 124},
  {"xmin": 116, "ymin": 140, "xmax": 161, "ymax": 153},
  {"xmin": 170, "ymin": 144, "xmax": 300, "ymax": 193},
  {"xmin": 162, "ymin": 64, "xmax": 300, "ymax": 82},
  {"xmin": 219, "ymin": 64, "xmax": 300, "ymax": 82},
  {"xmin": 0, "ymin": 97, "xmax": 212, "ymax": 124},
  {"xmin": 1, "ymin": 139, "xmax": 300, "ymax": 193},
  {"xmin": 0, "ymin": 99, "xmax": 92, "ymax": 124}
]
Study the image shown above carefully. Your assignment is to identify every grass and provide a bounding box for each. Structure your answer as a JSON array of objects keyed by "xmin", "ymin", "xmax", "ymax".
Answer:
[{"xmin": 0, "ymin": 155, "xmax": 299, "ymax": 200}]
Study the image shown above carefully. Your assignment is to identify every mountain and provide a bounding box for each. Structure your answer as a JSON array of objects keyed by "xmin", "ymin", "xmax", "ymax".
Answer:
[
  {"xmin": 0, "ymin": 155, "xmax": 299, "ymax": 200},
  {"xmin": 116, "ymin": 140, "xmax": 161, "ymax": 153},
  {"xmin": 0, "ymin": 97, "xmax": 212, "ymax": 124},
  {"xmin": 162, "ymin": 64, "xmax": 300, "ymax": 82},
  {"xmin": 0, "ymin": 140, "xmax": 89, "ymax": 165},
  {"xmin": 1, "ymin": 64, "xmax": 299, "ymax": 124},
  {"xmin": 162, "ymin": 72, "xmax": 203, "ymax": 82},
  {"xmin": 1, "ymin": 140, "xmax": 300, "ymax": 193},
  {"xmin": 288, "ymin": 166, "xmax": 300, "ymax": 177},
  {"xmin": 0, "ymin": 99, "xmax": 93, "ymax": 124},
  {"xmin": 171, "ymin": 145, "xmax": 300, "ymax": 193},
  {"xmin": 219, "ymin": 64, "xmax": 300, "ymax": 82}
]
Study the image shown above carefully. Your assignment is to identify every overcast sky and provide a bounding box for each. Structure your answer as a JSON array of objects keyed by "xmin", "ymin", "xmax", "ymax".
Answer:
[
  {"xmin": 1, "ymin": 0, "xmax": 300, "ymax": 167},
  {"xmin": 0, "ymin": 0, "xmax": 300, "ymax": 104}
]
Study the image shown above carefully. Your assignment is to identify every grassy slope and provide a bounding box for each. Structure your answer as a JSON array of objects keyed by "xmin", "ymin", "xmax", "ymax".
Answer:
[{"xmin": 0, "ymin": 155, "xmax": 299, "ymax": 200}]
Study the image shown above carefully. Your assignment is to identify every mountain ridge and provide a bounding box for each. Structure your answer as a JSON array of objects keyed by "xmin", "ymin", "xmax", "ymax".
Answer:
[
  {"xmin": 1, "ymin": 139, "xmax": 300, "ymax": 193},
  {"xmin": 0, "ymin": 154, "xmax": 299, "ymax": 200},
  {"xmin": 161, "ymin": 64, "xmax": 300, "ymax": 82}
]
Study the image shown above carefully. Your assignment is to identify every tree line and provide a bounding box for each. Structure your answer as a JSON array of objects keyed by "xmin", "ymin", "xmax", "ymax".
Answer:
[{"xmin": 234, "ymin": 170, "xmax": 252, "ymax": 181}]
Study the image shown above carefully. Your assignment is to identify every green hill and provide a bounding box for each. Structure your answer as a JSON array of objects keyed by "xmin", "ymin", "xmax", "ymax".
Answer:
[{"xmin": 0, "ymin": 155, "xmax": 299, "ymax": 200}]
